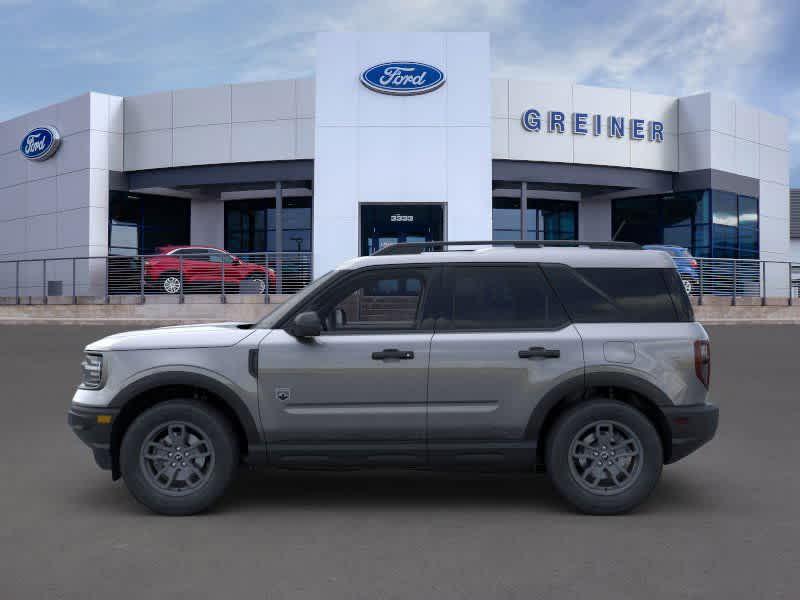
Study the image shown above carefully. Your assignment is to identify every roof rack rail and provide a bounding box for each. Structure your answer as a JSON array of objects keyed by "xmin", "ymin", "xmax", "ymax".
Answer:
[{"xmin": 373, "ymin": 240, "xmax": 641, "ymax": 256}]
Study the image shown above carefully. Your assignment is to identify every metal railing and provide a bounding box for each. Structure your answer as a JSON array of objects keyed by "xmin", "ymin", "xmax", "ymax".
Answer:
[
  {"xmin": 0, "ymin": 252, "xmax": 312, "ymax": 304},
  {"xmin": 1, "ymin": 251, "xmax": 798, "ymax": 307},
  {"xmin": 672, "ymin": 257, "xmax": 797, "ymax": 305}
]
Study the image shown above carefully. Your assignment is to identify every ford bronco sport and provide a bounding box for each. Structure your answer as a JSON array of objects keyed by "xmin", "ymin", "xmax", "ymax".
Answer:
[{"xmin": 68, "ymin": 241, "xmax": 717, "ymax": 515}]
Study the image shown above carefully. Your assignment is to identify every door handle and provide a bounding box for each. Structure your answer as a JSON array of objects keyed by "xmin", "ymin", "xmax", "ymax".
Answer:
[
  {"xmin": 518, "ymin": 346, "xmax": 560, "ymax": 359},
  {"xmin": 372, "ymin": 348, "xmax": 415, "ymax": 360}
]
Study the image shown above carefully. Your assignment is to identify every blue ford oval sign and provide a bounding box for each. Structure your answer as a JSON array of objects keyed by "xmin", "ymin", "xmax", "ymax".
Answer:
[
  {"xmin": 360, "ymin": 62, "xmax": 445, "ymax": 95},
  {"xmin": 20, "ymin": 126, "xmax": 61, "ymax": 161}
]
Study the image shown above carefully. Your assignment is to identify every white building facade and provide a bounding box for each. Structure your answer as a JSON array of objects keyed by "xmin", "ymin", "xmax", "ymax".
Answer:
[{"xmin": 0, "ymin": 32, "xmax": 792, "ymax": 293}]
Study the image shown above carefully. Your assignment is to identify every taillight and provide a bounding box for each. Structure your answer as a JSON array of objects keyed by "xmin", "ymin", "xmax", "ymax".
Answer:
[
  {"xmin": 690, "ymin": 259, "xmax": 698, "ymax": 268},
  {"xmin": 694, "ymin": 339, "xmax": 711, "ymax": 388}
]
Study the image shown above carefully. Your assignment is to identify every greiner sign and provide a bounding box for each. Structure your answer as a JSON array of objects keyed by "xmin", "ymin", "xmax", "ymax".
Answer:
[{"xmin": 521, "ymin": 109, "xmax": 664, "ymax": 142}]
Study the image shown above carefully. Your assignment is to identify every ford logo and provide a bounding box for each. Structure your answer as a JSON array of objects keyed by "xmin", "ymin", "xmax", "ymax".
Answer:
[
  {"xmin": 20, "ymin": 126, "xmax": 61, "ymax": 161},
  {"xmin": 360, "ymin": 61, "xmax": 445, "ymax": 95}
]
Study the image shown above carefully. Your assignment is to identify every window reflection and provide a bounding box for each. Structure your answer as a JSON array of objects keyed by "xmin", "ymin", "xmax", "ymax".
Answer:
[
  {"xmin": 224, "ymin": 182, "xmax": 312, "ymax": 253},
  {"xmin": 108, "ymin": 191, "xmax": 190, "ymax": 255},
  {"xmin": 613, "ymin": 190, "xmax": 758, "ymax": 259},
  {"xmin": 491, "ymin": 188, "xmax": 577, "ymax": 242}
]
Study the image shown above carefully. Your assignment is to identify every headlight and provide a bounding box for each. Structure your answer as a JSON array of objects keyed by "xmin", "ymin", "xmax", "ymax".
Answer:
[{"xmin": 80, "ymin": 353, "xmax": 103, "ymax": 389}]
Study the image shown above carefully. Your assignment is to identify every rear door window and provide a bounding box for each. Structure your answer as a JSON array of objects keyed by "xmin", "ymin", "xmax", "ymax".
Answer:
[
  {"xmin": 441, "ymin": 265, "xmax": 569, "ymax": 330},
  {"xmin": 542, "ymin": 265, "xmax": 690, "ymax": 323}
]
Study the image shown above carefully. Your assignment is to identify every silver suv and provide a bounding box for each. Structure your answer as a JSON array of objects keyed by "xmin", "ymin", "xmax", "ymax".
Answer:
[{"xmin": 68, "ymin": 241, "xmax": 717, "ymax": 516}]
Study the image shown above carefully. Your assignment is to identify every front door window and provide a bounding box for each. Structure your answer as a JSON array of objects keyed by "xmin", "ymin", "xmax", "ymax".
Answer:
[{"xmin": 311, "ymin": 268, "xmax": 431, "ymax": 332}]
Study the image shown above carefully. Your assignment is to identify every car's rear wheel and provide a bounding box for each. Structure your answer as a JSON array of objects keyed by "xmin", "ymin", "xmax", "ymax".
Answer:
[
  {"xmin": 545, "ymin": 400, "xmax": 663, "ymax": 515},
  {"xmin": 159, "ymin": 273, "xmax": 182, "ymax": 295},
  {"xmin": 120, "ymin": 400, "xmax": 239, "ymax": 515},
  {"xmin": 244, "ymin": 277, "xmax": 266, "ymax": 294}
]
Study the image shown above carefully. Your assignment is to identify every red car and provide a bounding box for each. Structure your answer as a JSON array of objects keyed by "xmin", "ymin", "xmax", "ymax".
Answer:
[{"xmin": 145, "ymin": 246, "xmax": 276, "ymax": 294}]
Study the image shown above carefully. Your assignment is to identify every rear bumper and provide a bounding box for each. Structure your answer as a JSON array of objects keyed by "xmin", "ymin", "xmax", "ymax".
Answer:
[
  {"xmin": 662, "ymin": 402, "xmax": 719, "ymax": 463},
  {"xmin": 68, "ymin": 405, "xmax": 119, "ymax": 472}
]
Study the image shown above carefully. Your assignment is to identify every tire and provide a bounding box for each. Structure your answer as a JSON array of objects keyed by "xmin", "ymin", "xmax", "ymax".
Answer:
[
  {"xmin": 159, "ymin": 273, "xmax": 182, "ymax": 295},
  {"xmin": 243, "ymin": 278, "xmax": 266, "ymax": 294},
  {"xmin": 120, "ymin": 400, "xmax": 239, "ymax": 515},
  {"xmin": 545, "ymin": 400, "xmax": 663, "ymax": 515}
]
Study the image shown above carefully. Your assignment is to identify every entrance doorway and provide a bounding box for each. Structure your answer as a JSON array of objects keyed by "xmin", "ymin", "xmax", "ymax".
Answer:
[{"xmin": 360, "ymin": 204, "xmax": 444, "ymax": 255}]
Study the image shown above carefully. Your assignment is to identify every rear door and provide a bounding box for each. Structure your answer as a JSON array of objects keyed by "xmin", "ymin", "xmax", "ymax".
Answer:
[{"xmin": 426, "ymin": 264, "xmax": 584, "ymax": 465}]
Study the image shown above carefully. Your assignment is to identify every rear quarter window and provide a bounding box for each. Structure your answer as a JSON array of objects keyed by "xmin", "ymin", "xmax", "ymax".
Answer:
[{"xmin": 541, "ymin": 265, "xmax": 693, "ymax": 323}]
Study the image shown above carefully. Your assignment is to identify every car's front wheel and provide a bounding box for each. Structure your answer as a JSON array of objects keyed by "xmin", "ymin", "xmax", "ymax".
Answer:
[
  {"xmin": 545, "ymin": 400, "xmax": 663, "ymax": 515},
  {"xmin": 120, "ymin": 400, "xmax": 239, "ymax": 515}
]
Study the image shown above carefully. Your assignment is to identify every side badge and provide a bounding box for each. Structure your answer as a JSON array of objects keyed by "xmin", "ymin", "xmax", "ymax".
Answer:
[{"xmin": 275, "ymin": 388, "xmax": 291, "ymax": 402}]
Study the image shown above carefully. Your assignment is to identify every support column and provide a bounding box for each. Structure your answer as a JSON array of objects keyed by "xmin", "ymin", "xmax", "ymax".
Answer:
[{"xmin": 275, "ymin": 181, "xmax": 283, "ymax": 294}]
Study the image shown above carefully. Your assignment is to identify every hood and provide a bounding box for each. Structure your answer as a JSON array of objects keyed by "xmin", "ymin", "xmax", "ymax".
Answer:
[{"xmin": 85, "ymin": 322, "xmax": 257, "ymax": 352}]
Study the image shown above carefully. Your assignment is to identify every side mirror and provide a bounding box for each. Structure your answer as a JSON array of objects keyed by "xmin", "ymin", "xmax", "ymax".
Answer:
[{"xmin": 289, "ymin": 311, "xmax": 322, "ymax": 338}]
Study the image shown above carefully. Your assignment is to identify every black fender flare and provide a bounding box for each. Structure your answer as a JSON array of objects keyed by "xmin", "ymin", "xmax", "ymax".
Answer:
[
  {"xmin": 524, "ymin": 370, "xmax": 673, "ymax": 442},
  {"xmin": 584, "ymin": 371, "xmax": 673, "ymax": 406},
  {"xmin": 110, "ymin": 371, "xmax": 267, "ymax": 465}
]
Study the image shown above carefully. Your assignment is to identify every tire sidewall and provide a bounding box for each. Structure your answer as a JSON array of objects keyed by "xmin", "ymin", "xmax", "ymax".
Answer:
[
  {"xmin": 545, "ymin": 400, "xmax": 663, "ymax": 515},
  {"xmin": 120, "ymin": 400, "xmax": 238, "ymax": 515}
]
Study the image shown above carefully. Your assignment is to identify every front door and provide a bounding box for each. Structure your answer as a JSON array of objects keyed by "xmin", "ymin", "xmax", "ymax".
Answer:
[
  {"xmin": 258, "ymin": 266, "xmax": 436, "ymax": 465},
  {"xmin": 426, "ymin": 264, "xmax": 584, "ymax": 466}
]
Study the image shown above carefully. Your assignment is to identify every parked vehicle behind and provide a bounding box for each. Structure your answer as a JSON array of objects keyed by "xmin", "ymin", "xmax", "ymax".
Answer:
[
  {"xmin": 642, "ymin": 244, "xmax": 699, "ymax": 294},
  {"xmin": 144, "ymin": 246, "xmax": 276, "ymax": 295},
  {"xmin": 69, "ymin": 240, "xmax": 717, "ymax": 516}
]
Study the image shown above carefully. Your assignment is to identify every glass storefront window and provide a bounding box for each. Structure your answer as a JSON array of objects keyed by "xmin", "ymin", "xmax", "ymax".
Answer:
[
  {"xmin": 108, "ymin": 191, "xmax": 190, "ymax": 255},
  {"xmin": 663, "ymin": 225, "xmax": 692, "ymax": 248},
  {"xmin": 712, "ymin": 191, "xmax": 738, "ymax": 227},
  {"xmin": 491, "ymin": 186, "xmax": 578, "ymax": 242},
  {"xmin": 612, "ymin": 190, "xmax": 758, "ymax": 259},
  {"xmin": 224, "ymin": 181, "xmax": 312, "ymax": 254},
  {"xmin": 739, "ymin": 195, "xmax": 758, "ymax": 227},
  {"xmin": 282, "ymin": 197, "xmax": 312, "ymax": 252},
  {"xmin": 738, "ymin": 226, "xmax": 759, "ymax": 258},
  {"xmin": 225, "ymin": 198, "xmax": 273, "ymax": 253},
  {"xmin": 492, "ymin": 197, "xmax": 521, "ymax": 240},
  {"xmin": 662, "ymin": 194, "xmax": 693, "ymax": 228}
]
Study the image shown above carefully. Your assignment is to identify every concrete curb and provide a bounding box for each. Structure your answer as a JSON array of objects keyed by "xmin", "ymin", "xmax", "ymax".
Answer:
[{"xmin": 696, "ymin": 319, "xmax": 800, "ymax": 325}]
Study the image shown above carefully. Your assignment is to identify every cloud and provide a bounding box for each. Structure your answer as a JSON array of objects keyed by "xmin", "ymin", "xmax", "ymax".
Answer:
[
  {"xmin": 229, "ymin": 0, "xmax": 526, "ymax": 83},
  {"xmin": 1, "ymin": 0, "xmax": 795, "ymax": 184},
  {"xmin": 492, "ymin": 0, "xmax": 780, "ymax": 98}
]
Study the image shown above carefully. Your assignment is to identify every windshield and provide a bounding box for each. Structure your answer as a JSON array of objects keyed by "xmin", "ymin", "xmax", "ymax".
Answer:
[{"xmin": 256, "ymin": 270, "xmax": 338, "ymax": 329}]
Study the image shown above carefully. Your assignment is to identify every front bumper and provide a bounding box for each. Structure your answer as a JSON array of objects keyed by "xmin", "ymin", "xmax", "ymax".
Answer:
[
  {"xmin": 68, "ymin": 405, "xmax": 119, "ymax": 472},
  {"xmin": 662, "ymin": 402, "xmax": 719, "ymax": 463}
]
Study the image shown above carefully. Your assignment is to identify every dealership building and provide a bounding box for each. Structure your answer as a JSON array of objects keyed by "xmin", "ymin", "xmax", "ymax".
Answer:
[{"xmin": 0, "ymin": 32, "xmax": 792, "ymax": 293}]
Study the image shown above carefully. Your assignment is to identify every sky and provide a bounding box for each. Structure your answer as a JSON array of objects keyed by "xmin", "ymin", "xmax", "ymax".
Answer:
[{"xmin": 0, "ymin": 0, "xmax": 797, "ymax": 185}]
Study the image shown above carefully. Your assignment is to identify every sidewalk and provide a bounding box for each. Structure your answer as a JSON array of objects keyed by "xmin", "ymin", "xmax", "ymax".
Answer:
[{"xmin": 1, "ymin": 294, "xmax": 799, "ymax": 326}]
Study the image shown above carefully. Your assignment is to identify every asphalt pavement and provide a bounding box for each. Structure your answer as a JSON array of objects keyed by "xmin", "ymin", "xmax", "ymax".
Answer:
[{"xmin": 0, "ymin": 324, "xmax": 798, "ymax": 599}]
